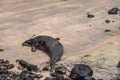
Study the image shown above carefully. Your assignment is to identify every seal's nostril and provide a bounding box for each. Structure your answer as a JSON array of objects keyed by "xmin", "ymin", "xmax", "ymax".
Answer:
[{"xmin": 22, "ymin": 43, "xmax": 25, "ymax": 46}]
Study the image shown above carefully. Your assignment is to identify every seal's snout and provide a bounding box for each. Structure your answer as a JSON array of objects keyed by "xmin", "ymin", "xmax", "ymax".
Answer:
[
  {"xmin": 22, "ymin": 42, "xmax": 27, "ymax": 46},
  {"xmin": 22, "ymin": 40, "xmax": 32, "ymax": 46},
  {"xmin": 22, "ymin": 41, "xmax": 29, "ymax": 46}
]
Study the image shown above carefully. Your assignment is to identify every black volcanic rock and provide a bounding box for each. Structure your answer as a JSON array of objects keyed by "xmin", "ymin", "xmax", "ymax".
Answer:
[
  {"xmin": 70, "ymin": 64, "xmax": 93, "ymax": 80},
  {"xmin": 105, "ymin": 19, "xmax": 110, "ymax": 24},
  {"xmin": 108, "ymin": 7, "xmax": 119, "ymax": 14},
  {"xmin": 104, "ymin": 29, "xmax": 111, "ymax": 32},
  {"xmin": 16, "ymin": 59, "xmax": 38, "ymax": 71},
  {"xmin": 87, "ymin": 13, "xmax": 94, "ymax": 18}
]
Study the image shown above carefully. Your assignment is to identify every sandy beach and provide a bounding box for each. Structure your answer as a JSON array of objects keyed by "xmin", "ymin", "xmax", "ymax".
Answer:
[{"xmin": 0, "ymin": 0, "xmax": 120, "ymax": 79}]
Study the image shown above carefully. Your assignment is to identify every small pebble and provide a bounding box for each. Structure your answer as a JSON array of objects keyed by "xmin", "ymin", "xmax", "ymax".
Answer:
[
  {"xmin": 104, "ymin": 29, "xmax": 111, "ymax": 32},
  {"xmin": 87, "ymin": 13, "xmax": 95, "ymax": 18},
  {"xmin": 105, "ymin": 19, "xmax": 110, "ymax": 24}
]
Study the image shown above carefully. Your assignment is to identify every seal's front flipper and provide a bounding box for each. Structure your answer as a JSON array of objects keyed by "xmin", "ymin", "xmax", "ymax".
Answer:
[{"xmin": 31, "ymin": 46, "xmax": 36, "ymax": 52}]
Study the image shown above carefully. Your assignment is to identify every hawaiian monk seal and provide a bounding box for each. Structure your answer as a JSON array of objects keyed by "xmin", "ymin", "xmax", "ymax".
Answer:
[{"xmin": 22, "ymin": 35, "xmax": 64, "ymax": 71}]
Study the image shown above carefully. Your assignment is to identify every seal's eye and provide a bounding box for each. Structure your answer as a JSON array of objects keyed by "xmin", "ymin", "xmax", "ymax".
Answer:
[
  {"xmin": 39, "ymin": 40, "xmax": 45, "ymax": 45},
  {"xmin": 26, "ymin": 40, "xmax": 32, "ymax": 44},
  {"xmin": 35, "ymin": 43, "xmax": 39, "ymax": 46}
]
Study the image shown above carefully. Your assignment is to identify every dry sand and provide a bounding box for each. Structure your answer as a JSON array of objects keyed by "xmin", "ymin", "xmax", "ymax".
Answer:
[{"xmin": 0, "ymin": 0, "xmax": 120, "ymax": 79}]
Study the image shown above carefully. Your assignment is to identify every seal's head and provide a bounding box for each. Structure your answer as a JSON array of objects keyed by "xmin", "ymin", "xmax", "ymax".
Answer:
[
  {"xmin": 22, "ymin": 35, "xmax": 36, "ymax": 46},
  {"xmin": 22, "ymin": 39, "xmax": 40, "ymax": 52},
  {"xmin": 22, "ymin": 39, "xmax": 35, "ymax": 52}
]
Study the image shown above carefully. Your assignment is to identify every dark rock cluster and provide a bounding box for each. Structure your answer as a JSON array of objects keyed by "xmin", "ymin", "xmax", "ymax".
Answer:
[
  {"xmin": 0, "ymin": 59, "xmax": 42, "ymax": 80},
  {"xmin": 45, "ymin": 64, "xmax": 94, "ymax": 80},
  {"xmin": 1, "ymin": 59, "xmax": 120, "ymax": 80},
  {"xmin": 0, "ymin": 59, "xmax": 96, "ymax": 80},
  {"xmin": 0, "ymin": 59, "xmax": 16, "ymax": 80},
  {"xmin": 16, "ymin": 59, "xmax": 38, "ymax": 71}
]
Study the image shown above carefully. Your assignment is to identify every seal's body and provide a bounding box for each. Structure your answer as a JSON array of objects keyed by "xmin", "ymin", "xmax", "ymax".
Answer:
[{"xmin": 22, "ymin": 35, "xmax": 64, "ymax": 71}]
